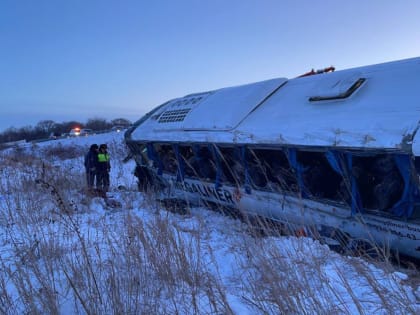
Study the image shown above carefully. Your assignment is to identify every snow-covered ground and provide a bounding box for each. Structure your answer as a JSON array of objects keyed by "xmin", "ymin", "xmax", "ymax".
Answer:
[{"xmin": 0, "ymin": 131, "xmax": 419, "ymax": 314}]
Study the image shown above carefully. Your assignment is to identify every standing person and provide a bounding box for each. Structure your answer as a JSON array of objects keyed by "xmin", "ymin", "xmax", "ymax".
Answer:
[
  {"xmin": 97, "ymin": 144, "xmax": 111, "ymax": 193},
  {"xmin": 84, "ymin": 144, "xmax": 99, "ymax": 191}
]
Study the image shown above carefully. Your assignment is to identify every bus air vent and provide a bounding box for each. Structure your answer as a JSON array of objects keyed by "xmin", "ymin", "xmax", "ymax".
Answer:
[{"xmin": 158, "ymin": 108, "xmax": 192, "ymax": 123}]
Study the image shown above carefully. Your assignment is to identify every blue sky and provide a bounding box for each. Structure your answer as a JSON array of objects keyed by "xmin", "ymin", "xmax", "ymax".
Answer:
[{"xmin": 1, "ymin": 0, "xmax": 420, "ymax": 132}]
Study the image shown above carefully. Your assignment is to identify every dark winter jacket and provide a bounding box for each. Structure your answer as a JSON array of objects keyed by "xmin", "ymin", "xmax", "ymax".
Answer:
[{"xmin": 84, "ymin": 146, "xmax": 99, "ymax": 172}]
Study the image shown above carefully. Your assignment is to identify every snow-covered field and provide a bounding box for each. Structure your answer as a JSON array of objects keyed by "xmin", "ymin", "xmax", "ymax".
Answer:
[{"xmin": 0, "ymin": 131, "xmax": 419, "ymax": 314}]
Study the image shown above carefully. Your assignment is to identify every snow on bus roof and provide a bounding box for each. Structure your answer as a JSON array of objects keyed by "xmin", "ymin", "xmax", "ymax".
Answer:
[{"xmin": 130, "ymin": 57, "xmax": 420, "ymax": 152}]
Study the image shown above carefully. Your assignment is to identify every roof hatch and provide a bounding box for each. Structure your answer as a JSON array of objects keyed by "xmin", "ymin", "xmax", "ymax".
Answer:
[{"xmin": 308, "ymin": 73, "xmax": 365, "ymax": 102}]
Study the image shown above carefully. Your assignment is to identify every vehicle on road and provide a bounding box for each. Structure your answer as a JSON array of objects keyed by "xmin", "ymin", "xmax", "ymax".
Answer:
[
  {"xmin": 69, "ymin": 128, "xmax": 81, "ymax": 136},
  {"xmin": 111, "ymin": 125, "xmax": 125, "ymax": 132},
  {"xmin": 80, "ymin": 128, "xmax": 93, "ymax": 136}
]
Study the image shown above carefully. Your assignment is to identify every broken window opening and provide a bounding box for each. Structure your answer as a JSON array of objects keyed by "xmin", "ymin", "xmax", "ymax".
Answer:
[
  {"xmin": 352, "ymin": 154, "xmax": 404, "ymax": 212},
  {"xmin": 218, "ymin": 147, "xmax": 245, "ymax": 186},
  {"xmin": 127, "ymin": 142, "xmax": 149, "ymax": 166},
  {"xmin": 153, "ymin": 143, "xmax": 178, "ymax": 175},
  {"xmin": 179, "ymin": 145, "xmax": 197, "ymax": 178},
  {"xmin": 324, "ymin": 150, "xmax": 364, "ymax": 214},
  {"xmin": 194, "ymin": 146, "xmax": 217, "ymax": 182},
  {"xmin": 246, "ymin": 148, "xmax": 269, "ymax": 189},
  {"xmin": 297, "ymin": 151, "xmax": 343, "ymax": 201},
  {"xmin": 246, "ymin": 148, "xmax": 299, "ymax": 193}
]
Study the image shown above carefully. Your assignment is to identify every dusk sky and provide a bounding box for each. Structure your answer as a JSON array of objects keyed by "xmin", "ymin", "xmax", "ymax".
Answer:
[{"xmin": 1, "ymin": 0, "xmax": 420, "ymax": 132}]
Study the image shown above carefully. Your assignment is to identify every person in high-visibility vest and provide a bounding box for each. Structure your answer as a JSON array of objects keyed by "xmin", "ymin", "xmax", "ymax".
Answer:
[{"xmin": 97, "ymin": 143, "xmax": 111, "ymax": 192}]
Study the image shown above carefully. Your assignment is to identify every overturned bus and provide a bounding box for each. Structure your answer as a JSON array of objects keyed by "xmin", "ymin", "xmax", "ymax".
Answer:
[{"xmin": 125, "ymin": 57, "xmax": 420, "ymax": 261}]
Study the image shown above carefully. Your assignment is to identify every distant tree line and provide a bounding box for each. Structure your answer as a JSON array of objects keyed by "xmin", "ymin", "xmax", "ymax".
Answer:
[{"xmin": 0, "ymin": 117, "xmax": 132, "ymax": 144}]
